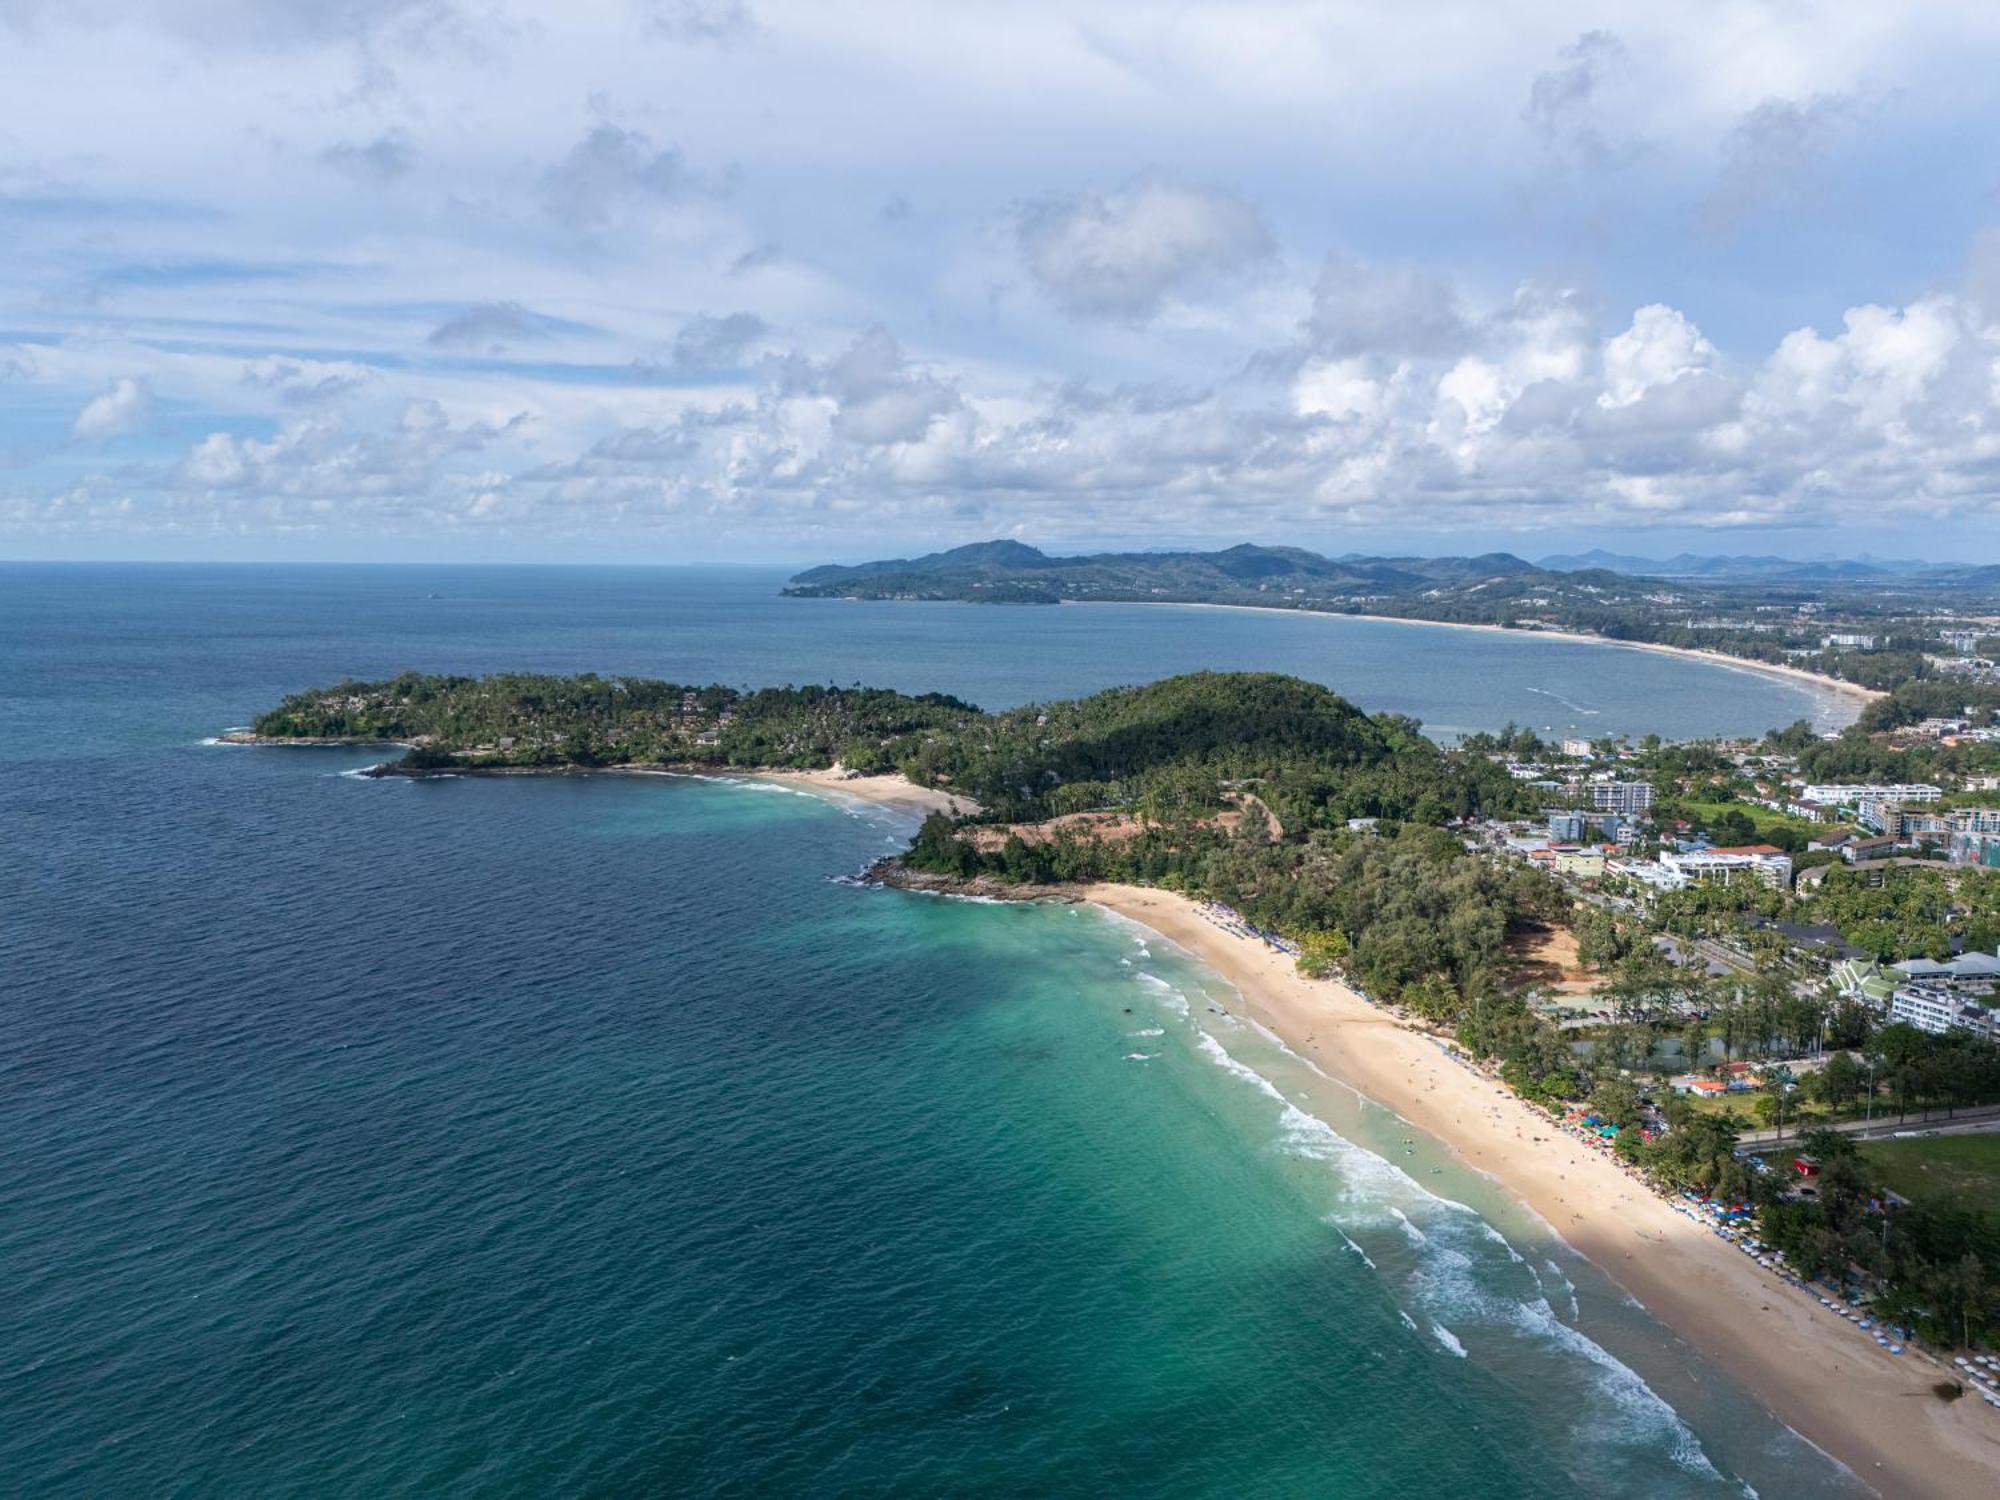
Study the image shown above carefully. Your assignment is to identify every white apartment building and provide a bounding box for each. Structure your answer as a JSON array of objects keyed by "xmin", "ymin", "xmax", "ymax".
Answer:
[
  {"xmin": 1575, "ymin": 779, "xmax": 1655, "ymax": 815},
  {"xmin": 1888, "ymin": 984, "xmax": 1999, "ymax": 1041},
  {"xmin": 1799, "ymin": 783, "xmax": 1942, "ymax": 806},
  {"xmin": 1660, "ymin": 846, "xmax": 1794, "ymax": 889},
  {"xmin": 1607, "ymin": 858, "xmax": 1689, "ymax": 893}
]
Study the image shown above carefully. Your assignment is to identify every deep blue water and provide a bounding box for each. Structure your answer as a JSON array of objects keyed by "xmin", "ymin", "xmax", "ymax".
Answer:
[{"xmin": 1, "ymin": 566, "xmax": 1864, "ymax": 1496}]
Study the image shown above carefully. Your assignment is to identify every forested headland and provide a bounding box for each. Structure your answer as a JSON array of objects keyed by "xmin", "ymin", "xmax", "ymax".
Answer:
[{"xmin": 241, "ymin": 665, "xmax": 2000, "ymax": 1346}]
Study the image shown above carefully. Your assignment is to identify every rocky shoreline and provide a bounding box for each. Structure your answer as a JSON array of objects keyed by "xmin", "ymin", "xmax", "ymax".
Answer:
[
  {"xmin": 214, "ymin": 736, "xmax": 971, "ymax": 813},
  {"xmin": 861, "ymin": 856, "xmax": 1079, "ymax": 903},
  {"xmin": 215, "ymin": 731, "xmax": 413, "ymax": 748}
]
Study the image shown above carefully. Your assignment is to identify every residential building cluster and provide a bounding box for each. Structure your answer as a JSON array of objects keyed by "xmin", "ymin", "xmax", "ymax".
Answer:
[{"xmin": 1834, "ymin": 953, "xmax": 2000, "ymax": 1043}]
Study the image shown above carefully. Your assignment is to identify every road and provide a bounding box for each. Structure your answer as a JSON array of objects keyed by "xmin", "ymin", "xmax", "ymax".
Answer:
[{"xmin": 1737, "ymin": 1102, "xmax": 2000, "ymax": 1153}]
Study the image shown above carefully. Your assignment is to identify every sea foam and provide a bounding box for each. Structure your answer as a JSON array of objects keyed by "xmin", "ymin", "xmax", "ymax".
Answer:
[{"xmin": 1188, "ymin": 1025, "xmax": 1731, "ymax": 1486}]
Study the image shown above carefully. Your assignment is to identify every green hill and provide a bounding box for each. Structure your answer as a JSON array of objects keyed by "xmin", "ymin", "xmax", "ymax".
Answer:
[{"xmin": 246, "ymin": 669, "xmax": 1521, "ymax": 826}]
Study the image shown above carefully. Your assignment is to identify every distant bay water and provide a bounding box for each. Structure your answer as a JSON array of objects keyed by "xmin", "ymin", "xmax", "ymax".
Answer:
[
  {"xmin": 3, "ymin": 562, "xmax": 1850, "ymax": 755},
  {"xmin": 0, "ymin": 564, "xmax": 1864, "ymax": 1496}
]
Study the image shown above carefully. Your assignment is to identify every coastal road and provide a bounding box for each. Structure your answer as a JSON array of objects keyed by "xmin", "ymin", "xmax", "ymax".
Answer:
[{"xmin": 1738, "ymin": 1102, "xmax": 2000, "ymax": 1153}]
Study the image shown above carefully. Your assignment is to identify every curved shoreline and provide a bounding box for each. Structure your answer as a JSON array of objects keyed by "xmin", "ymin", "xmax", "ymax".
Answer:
[
  {"xmin": 1079, "ymin": 882, "xmax": 1998, "ymax": 1500},
  {"xmin": 211, "ymin": 735, "xmax": 975, "ymax": 817},
  {"xmin": 242, "ymin": 736, "xmax": 1987, "ymax": 1490},
  {"xmin": 852, "ymin": 850, "xmax": 2000, "ymax": 1493},
  {"xmin": 1061, "ymin": 599, "xmax": 1881, "ymax": 721}
]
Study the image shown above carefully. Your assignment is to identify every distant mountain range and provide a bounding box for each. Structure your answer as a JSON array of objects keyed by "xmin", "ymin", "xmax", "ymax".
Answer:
[
  {"xmin": 785, "ymin": 540, "xmax": 2000, "ymax": 618},
  {"xmin": 786, "ymin": 540, "xmax": 1575, "ymax": 604},
  {"xmin": 1533, "ymin": 550, "xmax": 1944, "ymax": 582}
]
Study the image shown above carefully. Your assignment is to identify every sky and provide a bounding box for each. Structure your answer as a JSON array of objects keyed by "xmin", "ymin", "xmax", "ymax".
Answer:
[{"xmin": 4, "ymin": 0, "xmax": 2000, "ymax": 565}]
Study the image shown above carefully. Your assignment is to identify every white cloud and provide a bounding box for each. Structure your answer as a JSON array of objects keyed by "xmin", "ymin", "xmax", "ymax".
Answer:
[
  {"xmin": 816, "ymin": 328, "xmax": 962, "ymax": 445},
  {"xmin": 8, "ymin": 3, "xmax": 2000, "ymax": 554},
  {"xmin": 427, "ymin": 302, "xmax": 547, "ymax": 352},
  {"xmin": 1523, "ymin": 30, "xmax": 1637, "ymax": 170},
  {"xmin": 72, "ymin": 377, "xmax": 149, "ymax": 440},
  {"xmin": 1015, "ymin": 177, "xmax": 1274, "ymax": 321},
  {"xmin": 1600, "ymin": 304, "xmax": 1718, "ymax": 408},
  {"xmin": 1704, "ymin": 93, "xmax": 1861, "ymax": 232},
  {"xmin": 241, "ymin": 356, "xmax": 378, "ymax": 403},
  {"xmin": 539, "ymin": 124, "xmax": 703, "ymax": 230},
  {"xmin": 1292, "ymin": 358, "xmax": 1388, "ymax": 423},
  {"xmin": 1305, "ymin": 256, "xmax": 1467, "ymax": 359},
  {"xmin": 666, "ymin": 311, "xmax": 767, "ymax": 370},
  {"xmin": 1754, "ymin": 298, "xmax": 1962, "ymax": 425}
]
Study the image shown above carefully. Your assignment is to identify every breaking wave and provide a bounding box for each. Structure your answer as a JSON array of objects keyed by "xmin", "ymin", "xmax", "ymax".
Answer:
[{"xmin": 1188, "ymin": 1024, "xmax": 1734, "ymax": 1487}]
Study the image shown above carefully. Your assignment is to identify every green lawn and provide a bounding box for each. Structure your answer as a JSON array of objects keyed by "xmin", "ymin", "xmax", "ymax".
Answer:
[
  {"xmin": 1862, "ymin": 1134, "xmax": 2000, "ymax": 1220},
  {"xmin": 1674, "ymin": 798, "xmax": 1850, "ymax": 847}
]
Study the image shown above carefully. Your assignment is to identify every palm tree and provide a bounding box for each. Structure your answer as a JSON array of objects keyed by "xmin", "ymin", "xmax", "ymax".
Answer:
[{"xmin": 1765, "ymin": 1064, "xmax": 1797, "ymax": 1141}]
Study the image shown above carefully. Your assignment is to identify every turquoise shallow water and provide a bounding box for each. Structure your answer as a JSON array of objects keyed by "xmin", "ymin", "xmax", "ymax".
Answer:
[{"xmin": 1, "ymin": 566, "xmax": 1865, "ymax": 1495}]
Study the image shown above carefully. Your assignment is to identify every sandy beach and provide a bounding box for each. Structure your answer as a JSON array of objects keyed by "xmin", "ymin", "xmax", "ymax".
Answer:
[
  {"xmin": 1084, "ymin": 881, "xmax": 1999, "ymax": 1499},
  {"xmin": 1069, "ymin": 600, "xmax": 1885, "ymax": 714},
  {"xmin": 752, "ymin": 767, "xmax": 979, "ymax": 818}
]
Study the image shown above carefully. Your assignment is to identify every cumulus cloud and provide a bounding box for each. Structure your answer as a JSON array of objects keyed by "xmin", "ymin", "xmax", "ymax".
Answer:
[
  {"xmin": 33, "ymin": 265, "xmax": 2000, "ymax": 549},
  {"xmin": 12, "ymin": 4, "xmax": 2000, "ymax": 553},
  {"xmin": 539, "ymin": 124, "xmax": 699, "ymax": 229},
  {"xmin": 580, "ymin": 424, "xmax": 701, "ymax": 463},
  {"xmin": 1016, "ymin": 177, "xmax": 1274, "ymax": 321},
  {"xmin": 1305, "ymin": 255, "xmax": 1468, "ymax": 358},
  {"xmin": 1599, "ymin": 304, "xmax": 1719, "ymax": 408},
  {"xmin": 667, "ymin": 311, "xmax": 767, "ymax": 369},
  {"xmin": 72, "ymin": 377, "xmax": 149, "ymax": 440},
  {"xmin": 814, "ymin": 327, "xmax": 963, "ymax": 445},
  {"xmin": 1754, "ymin": 298, "xmax": 1963, "ymax": 427},
  {"xmin": 177, "ymin": 400, "xmax": 527, "ymax": 504},
  {"xmin": 241, "ymin": 356, "xmax": 378, "ymax": 403}
]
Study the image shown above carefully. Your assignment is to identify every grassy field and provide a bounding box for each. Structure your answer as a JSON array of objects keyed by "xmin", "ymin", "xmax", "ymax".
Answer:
[
  {"xmin": 1673, "ymin": 798, "xmax": 1851, "ymax": 848},
  {"xmin": 1862, "ymin": 1134, "xmax": 2000, "ymax": 1220}
]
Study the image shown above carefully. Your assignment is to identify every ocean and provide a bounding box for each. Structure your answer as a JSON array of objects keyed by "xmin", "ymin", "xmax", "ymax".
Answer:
[{"xmin": 1, "ymin": 565, "xmax": 1865, "ymax": 1496}]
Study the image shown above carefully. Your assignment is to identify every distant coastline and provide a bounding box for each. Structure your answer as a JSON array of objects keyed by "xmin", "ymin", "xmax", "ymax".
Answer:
[{"xmin": 1061, "ymin": 600, "xmax": 1883, "ymax": 718}]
